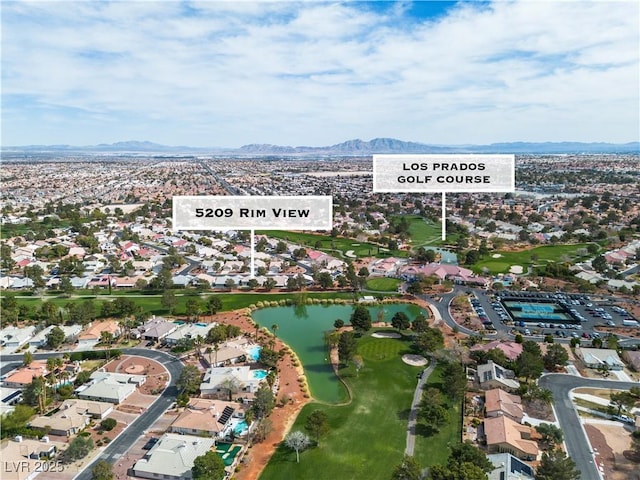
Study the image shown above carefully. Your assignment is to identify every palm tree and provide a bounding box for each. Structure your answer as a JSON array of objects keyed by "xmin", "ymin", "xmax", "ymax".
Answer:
[{"xmin": 193, "ymin": 334, "xmax": 205, "ymax": 361}]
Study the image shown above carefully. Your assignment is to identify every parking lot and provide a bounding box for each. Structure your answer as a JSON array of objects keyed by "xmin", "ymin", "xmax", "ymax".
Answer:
[{"xmin": 468, "ymin": 290, "xmax": 639, "ymax": 341}]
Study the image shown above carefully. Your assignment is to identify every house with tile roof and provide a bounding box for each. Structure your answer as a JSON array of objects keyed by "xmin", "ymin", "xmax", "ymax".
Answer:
[
  {"xmin": 169, "ymin": 398, "xmax": 247, "ymax": 439},
  {"xmin": 483, "ymin": 415, "xmax": 539, "ymax": 461},
  {"xmin": 470, "ymin": 340, "xmax": 523, "ymax": 361},
  {"xmin": 485, "ymin": 389, "xmax": 524, "ymax": 423},
  {"xmin": 132, "ymin": 433, "xmax": 216, "ymax": 480}
]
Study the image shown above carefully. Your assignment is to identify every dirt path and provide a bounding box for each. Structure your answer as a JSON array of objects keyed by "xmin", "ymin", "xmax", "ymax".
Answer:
[{"xmin": 207, "ymin": 310, "xmax": 312, "ymax": 480}]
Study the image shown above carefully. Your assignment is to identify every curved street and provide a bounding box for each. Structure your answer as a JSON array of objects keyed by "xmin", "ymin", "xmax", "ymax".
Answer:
[
  {"xmin": 1, "ymin": 348, "xmax": 183, "ymax": 480},
  {"xmin": 539, "ymin": 374, "xmax": 638, "ymax": 480}
]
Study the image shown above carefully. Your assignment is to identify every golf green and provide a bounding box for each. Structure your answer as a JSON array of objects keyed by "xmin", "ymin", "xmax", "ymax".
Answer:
[{"xmin": 252, "ymin": 303, "xmax": 425, "ymax": 404}]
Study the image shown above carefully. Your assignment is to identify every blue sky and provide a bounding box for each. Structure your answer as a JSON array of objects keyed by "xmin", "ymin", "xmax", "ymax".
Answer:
[{"xmin": 2, "ymin": 1, "xmax": 638, "ymax": 147}]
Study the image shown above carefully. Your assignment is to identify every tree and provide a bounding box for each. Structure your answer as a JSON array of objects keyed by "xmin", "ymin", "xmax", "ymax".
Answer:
[
  {"xmin": 411, "ymin": 314, "xmax": 429, "ymax": 333},
  {"xmin": 333, "ymin": 318, "xmax": 345, "ymax": 329},
  {"xmin": 252, "ymin": 418, "xmax": 273, "ymax": 443},
  {"xmin": 441, "ymin": 360, "xmax": 466, "ymax": 401},
  {"xmin": 350, "ymin": 305, "xmax": 372, "ymax": 333},
  {"xmin": 610, "ymin": 391, "xmax": 636, "ymax": 415},
  {"xmin": 391, "ymin": 311, "xmax": 411, "ymax": 331},
  {"xmin": 23, "ymin": 350, "xmax": 33, "ymax": 366},
  {"xmin": 161, "ymin": 290, "xmax": 177, "ymax": 314},
  {"xmin": 46, "ymin": 326, "xmax": 66, "ymax": 349},
  {"xmin": 535, "ymin": 423, "xmax": 563, "ymax": 448},
  {"xmin": 391, "ymin": 454, "xmax": 422, "ymax": 480},
  {"xmin": 592, "ymin": 255, "xmax": 607, "ymax": 273},
  {"xmin": 535, "ymin": 449, "xmax": 580, "ymax": 480},
  {"xmin": 543, "ymin": 344, "xmax": 569, "ymax": 371},
  {"xmin": 515, "ymin": 351, "xmax": 544, "ymax": 382},
  {"xmin": 338, "ymin": 331, "xmax": 357, "ymax": 365},
  {"xmin": 91, "ymin": 460, "xmax": 114, "ymax": 480},
  {"xmin": 63, "ymin": 436, "xmax": 94, "ymax": 463},
  {"xmin": 317, "ymin": 271, "xmax": 334, "ymax": 289},
  {"xmin": 99, "ymin": 418, "xmax": 117, "ymax": 431},
  {"xmin": 263, "ymin": 277, "xmax": 277, "ymax": 291},
  {"xmin": 206, "ymin": 296, "xmax": 223, "ymax": 316},
  {"xmin": 258, "ymin": 347, "xmax": 279, "ymax": 368},
  {"xmin": 252, "ymin": 383, "xmax": 275, "ymax": 419},
  {"xmin": 430, "ymin": 462, "xmax": 487, "ymax": 480},
  {"xmin": 418, "ymin": 388, "xmax": 448, "ymax": 430},
  {"xmin": 448, "ymin": 440, "xmax": 494, "ymax": 473},
  {"xmin": 413, "ymin": 327, "xmax": 444, "ymax": 355},
  {"xmin": 60, "ymin": 276, "xmax": 74, "ymax": 295},
  {"xmin": 192, "ymin": 451, "xmax": 225, "ymax": 480},
  {"xmin": 304, "ymin": 410, "xmax": 329, "ymax": 444},
  {"xmin": 176, "ymin": 364, "xmax": 201, "ymax": 394},
  {"xmin": 285, "ymin": 431, "xmax": 311, "ymax": 463}
]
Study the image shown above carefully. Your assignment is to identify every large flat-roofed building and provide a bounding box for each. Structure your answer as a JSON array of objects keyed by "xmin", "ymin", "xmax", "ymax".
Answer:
[{"xmin": 131, "ymin": 433, "xmax": 216, "ymax": 480}]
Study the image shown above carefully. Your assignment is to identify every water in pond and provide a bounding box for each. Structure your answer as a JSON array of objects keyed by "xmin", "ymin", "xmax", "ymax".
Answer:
[{"xmin": 252, "ymin": 303, "xmax": 426, "ymax": 404}]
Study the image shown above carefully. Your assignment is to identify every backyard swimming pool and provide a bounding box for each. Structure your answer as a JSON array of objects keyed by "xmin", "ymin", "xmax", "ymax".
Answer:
[{"xmin": 251, "ymin": 369, "xmax": 268, "ymax": 380}]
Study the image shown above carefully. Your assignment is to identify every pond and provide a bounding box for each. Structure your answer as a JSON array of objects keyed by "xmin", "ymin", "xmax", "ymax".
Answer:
[{"xmin": 252, "ymin": 303, "xmax": 426, "ymax": 404}]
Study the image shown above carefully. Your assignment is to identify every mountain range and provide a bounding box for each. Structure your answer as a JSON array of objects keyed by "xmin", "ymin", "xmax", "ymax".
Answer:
[{"xmin": 3, "ymin": 138, "xmax": 639, "ymax": 155}]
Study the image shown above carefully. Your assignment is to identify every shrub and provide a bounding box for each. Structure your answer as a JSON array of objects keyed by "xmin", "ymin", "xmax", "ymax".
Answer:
[{"xmin": 100, "ymin": 418, "xmax": 117, "ymax": 431}]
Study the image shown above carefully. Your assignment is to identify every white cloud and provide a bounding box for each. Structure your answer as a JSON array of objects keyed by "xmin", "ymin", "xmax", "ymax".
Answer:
[{"xmin": 1, "ymin": 0, "xmax": 638, "ymax": 146}]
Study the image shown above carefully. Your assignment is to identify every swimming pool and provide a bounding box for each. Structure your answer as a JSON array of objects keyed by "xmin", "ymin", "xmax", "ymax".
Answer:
[
  {"xmin": 247, "ymin": 345, "xmax": 261, "ymax": 362},
  {"xmin": 233, "ymin": 420, "xmax": 249, "ymax": 435},
  {"xmin": 251, "ymin": 369, "xmax": 268, "ymax": 380}
]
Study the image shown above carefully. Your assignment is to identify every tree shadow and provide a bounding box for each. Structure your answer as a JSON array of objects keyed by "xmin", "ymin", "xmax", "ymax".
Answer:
[
  {"xmin": 415, "ymin": 423, "xmax": 439, "ymax": 437},
  {"xmin": 397, "ymin": 408, "xmax": 411, "ymax": 421}
]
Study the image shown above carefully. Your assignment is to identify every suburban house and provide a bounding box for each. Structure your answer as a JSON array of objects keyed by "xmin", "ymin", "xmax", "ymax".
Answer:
[
  {"xmin": 0, "ymin": 436, "xmax": 64, "ymax": 480},
  {"xmin": 131, "ymin": 433, "xmax": 216, "ymax": 480},
  {"xmin": 206, "ymin": 344, "xmax": 249, "ymax": 368},
  {"xmin": 575, "ymin": 347, "xmax": 625, "ymax": 371},
  {"xmin": 77, "ymin": 320, "xmax": 121, "ymax": 347},
  {"xmin": 485, "ymin": 389, "xmax": 524, "ymax": 423},
  {"xmin": 169, "ymin": 398, "xmax": 246, "ymax": 439},
  {"xmin": 470, "ymin": 340, "xmax": 523, "ymax": 361},
  {"xmin": 28, "ymin": 324, "xmax": 82, "ymax": 349},
  {"xmin": 0, "ymin": 326, "xmax": 36, "ymax": 351},
  {"xmin": 29, "ymin": 399, "xmax": 111, "ymax": 437},
  {"xmin": 0, "ymin": 387, "xmax": 23, "ymax": 416},
  {"xmin": 3, "ymin": 361, "xmax": 48, "ymax": 388},
  {"xmin": 200, "ymin": 366, "xmax": 263, "ymax": 400},
  {"xmin": 132, "ymin": 317, "xmax": 176, "ymax": 342},
  {"xmin": 164, "ymin": 323, "xmax": 217, "ymax": 346},
  {"xmin": 622, "ymin": 350, "xmax": 640, "ymax": 372},
  {"xmin": 477, "ymin": 361, "xmax": 520, "ymax": 391},
  {"xmin": 76, "ymin": 371, "xmax": 144, "ymax": 404},
  {"xmin": 487, "ymin": 453, "xmax": 535, "ymax": 480},
  {"xmin": 483, "ymin": 416, "xmax": 539, "ymax": 461}
]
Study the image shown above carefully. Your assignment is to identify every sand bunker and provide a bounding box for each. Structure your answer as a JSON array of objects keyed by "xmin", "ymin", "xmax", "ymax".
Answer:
[
  {"xmin": 402, "ymin": 354, "xmax": 428, "ymax": 366},
  {"xmin": 371, "ymin": 332, "xmax": 402, "ymax": 339},
  {"xmin": 492, "ymin": 254, "xmax": 503, "ymax": 258},
  {"xmin": 509, "ymin": 265, "xmax": 524, "ymax": 274},
  {"xmin": 345, "ymin": 250, "xmax": 357, "ymax": 258}
]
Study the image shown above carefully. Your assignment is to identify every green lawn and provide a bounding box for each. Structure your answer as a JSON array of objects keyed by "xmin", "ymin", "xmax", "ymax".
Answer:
[
  {"xmin": 259, "ymin": 333, "xmax": 457, "ymax": 480},
  {"xmin": 403, "ymin": 215, "xmax": 443, "ymax": 246},
  {"xmin": 365, "ymin": 277, "xmax": 401, "ymax": 292},
  {"xmin": 258, "ymin": 230, "xmax": 407, "ymax": 259},
  {"xmin": 472, "ymin": 243, "xmax": 595, "ymax": 274},
  {"xmin": 412, "ymin": 365, "xmax": 463, "ymax": 467},
  {"xmin": 10, "ymin": 291, "xmax": 357, "ymax": 320}
]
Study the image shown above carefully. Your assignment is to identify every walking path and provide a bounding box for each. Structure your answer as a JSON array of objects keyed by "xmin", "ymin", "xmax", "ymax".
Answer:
[{"xmin": 405, "ymin": 357, "xmax": 435, "ymax": 456}]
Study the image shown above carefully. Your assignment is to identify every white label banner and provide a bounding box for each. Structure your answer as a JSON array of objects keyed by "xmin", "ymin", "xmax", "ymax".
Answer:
[
  {"xmin": 173, "ymin": 196, "xmax": 333, "ymax": 230},
  {"xmin": 373, "ymin": 154, "xmax": 515, "ymax": 192}
]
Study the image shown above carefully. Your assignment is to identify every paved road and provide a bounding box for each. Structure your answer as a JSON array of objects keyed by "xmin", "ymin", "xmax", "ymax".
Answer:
[
  {"xmin": 71, "ymin": 348, "xmax": 183, "ymax": 480},
  {"xmin": 0, "ymin": 348, "xmax": 183, "ymax": 480},
  {"xmin": 405, "ymin": 358, "xmax": 435, "ymax": 456},
  {"xmin": 539, "ymin": 374, "xmax": 638, "ymax": 480}
]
